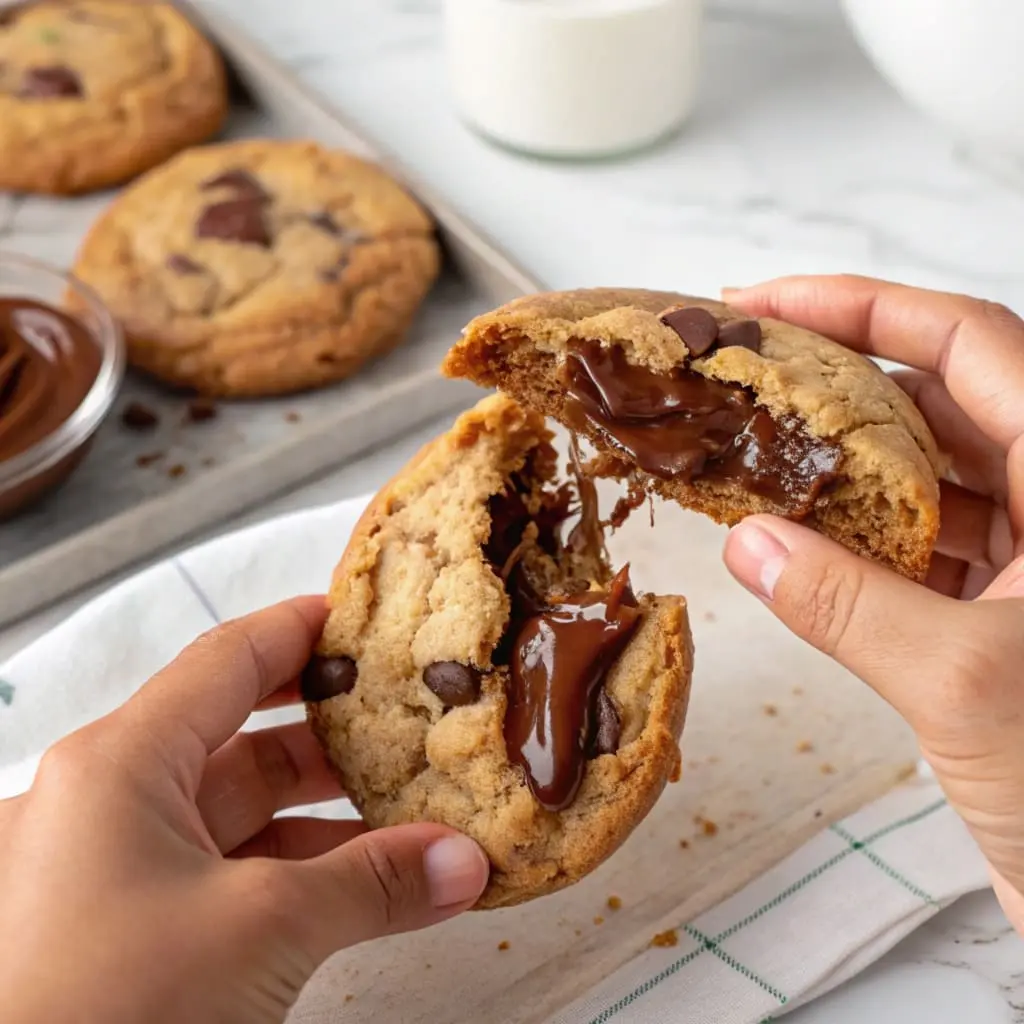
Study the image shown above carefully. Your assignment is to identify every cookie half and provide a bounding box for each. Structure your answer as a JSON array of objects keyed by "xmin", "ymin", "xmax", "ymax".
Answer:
[
  {"xmin": 71, "ymin": 139, "xmax": 440, "ymax": 396},
  {"xmin": 0, "ymin": 1, "xmax": 227, "ymax": 195},
  {"xmin": 305, "ymin": 394, "xmax": 692, "ymax": 909},
  {"xmin": 443, "ymin": 288, "xmax": 942, "ymax": 581}
]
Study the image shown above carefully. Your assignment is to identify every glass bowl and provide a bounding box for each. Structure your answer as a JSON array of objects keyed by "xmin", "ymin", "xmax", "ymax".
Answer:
[{"xmin": 0, "ymin": 252, "xmax": 125, "ymax": 520}]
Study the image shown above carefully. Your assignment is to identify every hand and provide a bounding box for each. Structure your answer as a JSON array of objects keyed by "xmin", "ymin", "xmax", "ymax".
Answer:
[
  {"xmin": 0, "ymin": 598, "xmax": 489, "ymax": 1024},
  {"xmin": 720, "ymin": 276, "xmax": 1024, "ymax": 932}
]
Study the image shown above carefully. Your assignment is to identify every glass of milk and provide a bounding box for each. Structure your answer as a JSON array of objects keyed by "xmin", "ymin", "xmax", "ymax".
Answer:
[{"xmin": 443, "ymin": 0, "xmax": 704, "ymax": 160}]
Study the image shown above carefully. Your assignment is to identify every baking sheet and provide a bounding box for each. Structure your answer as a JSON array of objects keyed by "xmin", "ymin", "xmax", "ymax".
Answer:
[{"xmin": 0, "ymin": 0, "xmax": 539, "ymax": 625}]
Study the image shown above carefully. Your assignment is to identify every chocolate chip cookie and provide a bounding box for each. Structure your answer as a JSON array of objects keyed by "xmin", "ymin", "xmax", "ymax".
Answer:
[
  {"xmin": 71, "ymin": 139, "xmax": 441, "ymax": 396},
  {"xmin": 305, "ymin": 394, "xmax": 693, "ymax": 908},
  {"xmin": 443, "ymin": 288, "xmax": 942, "ymax": 581},
  {"xmin": 0, "ymin": 1, "xmax": 227, "ymax": 194}
]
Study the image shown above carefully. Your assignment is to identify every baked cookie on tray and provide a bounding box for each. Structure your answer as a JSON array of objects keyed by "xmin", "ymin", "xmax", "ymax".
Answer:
[
  {"xmin": 0, "ymin": 0, "xmax": 227, "ymax": 195},
  {"xmin": 443, "ymin": 288, "xmax": 942, "ymax": 581},
  {"xmin": 71, "ymin": 139, "xmax": 441, "ymax": 396},
  {"xmin": 304, "ymin": 394, "xmax": 693, "ymax": 909}
]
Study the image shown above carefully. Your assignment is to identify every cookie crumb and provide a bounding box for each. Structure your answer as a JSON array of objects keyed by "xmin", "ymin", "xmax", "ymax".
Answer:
[
  {"xmin": 593, "ymin": 916, "xmax": 604, "ymax": 926},
  {"xmin": 607, "ymin": 896, "xmax": 622, "ymax": 911},
  {"xmin": 344, "ymin": 995, "xmax": 354, "ymax": 1004},
  {"xmin": 792, "ymin": 686, "xmax": 804, "ymax": 696},
  {"xmin": 679, "ymin": 839, "xmax": 690, "ymax": 850},
  {"xmin": 763, "ymin": 703, "xmax": 778, "ymax": 717},
  {"xmin": 121, "ymin": 401, "xmax": 159, "ymax": 431},
  {"xmin": 694, "ymin": 816, "xmax": 718, "ymax": 837},
  {"xmin": 497, "ymin": 940, "xmax": 510, "ymax": 951},
  {"xmin": 820, "ymin": 763, "xmax": 837, "ymax": 775},
  {"xmin": 186, "ymin": 397, "xmax": 218, "ymax": 423},
  {"xmin": 135, "ymin": 451, "xmax": 164, "ymax": 468},
  {"xmin": 650, "ymin": 929, "xmax": 678, "ymax": 948},
  {"xmin": 574, "ymin": 928, "xmax": 582, "ymax": 937},
  {"xmin": 201, "ymin": 456, "xmax": 216, "ymax": 468},
  {"xmin": 702, "ymin": 610, "xmax": 717, "ymax": 623},
  {"xmin": 795, "ymin": 740, "xmax": 814, "ymax": 754},
  {"xmin": 814, "ymin": 810, "xmax": 823, "ymax": 819},
  {"xmin": 285, "ymin": 410, "xmax": 301, "ymax": 423},
  {"xmin": 167, "ymin": 463, "xmax": 186, "ymax": 479}
]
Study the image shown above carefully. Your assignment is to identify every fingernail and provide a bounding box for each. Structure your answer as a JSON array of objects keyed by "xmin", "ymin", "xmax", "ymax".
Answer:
[
  {"xmin": 423, "ymin": 836, "xmax": 489, "ymax": 908},
  {"xmin": 720, "ymin": 286, "xmax": 745, "ymax": 299},
  {"xmin": 726, "ymin": 522, "xmax": 789, "ymax": 600}
]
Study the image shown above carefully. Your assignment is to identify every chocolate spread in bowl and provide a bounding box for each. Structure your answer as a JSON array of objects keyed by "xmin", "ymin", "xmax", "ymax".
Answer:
[{"xmin": 0, "ymin": 297, "xmax": 102, "ymax": 514}]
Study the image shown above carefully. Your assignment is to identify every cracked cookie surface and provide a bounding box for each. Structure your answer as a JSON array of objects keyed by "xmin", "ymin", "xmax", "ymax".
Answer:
[
  {"xmin": 71, "ymin": 138, "xmax": 441, "ymax": 395},
  {"xmin": 444, "ymin": 288, "xmax": 942, "ymax": 581},
  {"xmin": 305, "ymin": 394, "xmax": 692, "ymax": 908},
  {"xmin": 0, "ymin": 1, "xmax": 226, "ymax": 194}
]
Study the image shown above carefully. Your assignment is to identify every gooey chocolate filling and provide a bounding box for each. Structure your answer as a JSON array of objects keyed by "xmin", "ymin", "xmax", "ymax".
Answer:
[
  {"xmin": 486, "ymin": 476, "xmax": 639, "ymax": 813},
  {"xmin": 562, "ymin": 341, "xmax": 842, "ymax": 516},
  {"xmin": 504, "ymin": 565, "xmax": 639, "ymax": 811}
]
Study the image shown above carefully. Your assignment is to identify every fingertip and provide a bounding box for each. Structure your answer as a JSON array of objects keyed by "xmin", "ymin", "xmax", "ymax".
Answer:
[
  {"xmin": 723, "ymin": 517, "xmax": 791, "ymax": 601},
  {"xmin": 423, "ymin": 833, "xmax": 490, "ymax": 909}
]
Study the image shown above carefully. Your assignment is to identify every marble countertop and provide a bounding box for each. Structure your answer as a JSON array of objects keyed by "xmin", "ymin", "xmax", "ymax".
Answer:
[{"xmin": 4, "ymin": 0, "xmax": 1024, "ymax": 1018}]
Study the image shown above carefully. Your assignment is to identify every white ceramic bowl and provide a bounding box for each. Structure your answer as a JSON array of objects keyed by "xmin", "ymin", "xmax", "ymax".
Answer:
[{"xmin": 842, "ymin": 0, "xmax": 1024, "ymax": 164}]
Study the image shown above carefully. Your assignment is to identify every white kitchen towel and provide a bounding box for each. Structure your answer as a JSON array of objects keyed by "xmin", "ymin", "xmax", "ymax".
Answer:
[{"xmin": 0, "ymin": 496, "xmax": 990, "ymax": 1024}]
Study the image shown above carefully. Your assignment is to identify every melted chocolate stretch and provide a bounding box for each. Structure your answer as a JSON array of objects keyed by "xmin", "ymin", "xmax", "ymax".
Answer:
[
  {"xmin": 485, "ymin": 482, "xmax": 639, "ymax": 811},
  {"xmin": 504, "ymin": 566, "xmax": 640, "ymax": 812},
  {"xmin": 0, "ymin": 298, "xmax": 100, "ymax": 464},
  {"xmin": 563, "ymin": 342, "xmax": 842, "ymax": 514}
]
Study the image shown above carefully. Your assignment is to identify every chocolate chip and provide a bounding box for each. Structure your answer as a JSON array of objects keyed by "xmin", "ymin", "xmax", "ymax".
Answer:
[
  {"xmin": 195, "ymin": 197, "xmax": 270, "ymax": 248},
  {"xmin": 166, "ymin": 253, "xmax": 204, "ymax": 274},
  {"xmin": 201, "ymin": 169, "xmax": 269, "ymax": 202},
  {"xmin": 423, "ymin": 662, "xmax": 481, "ymax": 707},
  {"xmin": 18, "ymin": 65, "xmax": 83, "ymax": 98},
  {"xmin": 591, "ymin": 689, "xmax": 621, "ymax": 757},
  {"xmin": 121, "ymin": 401, "xmax": 159, "ymax": 431},
  {"xmin": 717, "ymin": 319, "xmax": 763, "ymax": 353},
  {"xmin": 660, "ymin": 307, "xmax": 719, "ymax": 357},
  {"xmin": 0, "ymin": 5, "xmax": 23, "ymax": 26},
  {"xmin": 301, "ymin": 654, "xmax": 358, "ymax": 702},
  {"xmin": 186, "ymin": 398, "xmax": 217, "ymax": 423}
]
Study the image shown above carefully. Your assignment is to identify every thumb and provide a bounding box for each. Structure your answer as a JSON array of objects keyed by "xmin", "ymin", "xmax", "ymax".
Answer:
[
  {"xmin": 722, "ymin": 515, "xmax": 959, "ymax": 720},
  {"xmin": 287, "ymin": 824, "xmax": 489, "ymax": 961}
]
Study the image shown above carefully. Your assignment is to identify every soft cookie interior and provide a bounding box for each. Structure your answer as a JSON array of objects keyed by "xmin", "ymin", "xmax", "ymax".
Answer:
[
  {"xmin": 305, "ymin": 395, "xmax": 691, "ymax": 908},
  {"xmin": 443, "ymin": 288, "xmax": 942, "ymax": 581}
]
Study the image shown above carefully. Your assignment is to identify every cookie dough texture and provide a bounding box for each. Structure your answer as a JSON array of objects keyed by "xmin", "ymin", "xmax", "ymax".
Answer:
[
  {"xmin": 308, "ymin": 394, "xmax": 693, "ymax": 908},
  {"xmin": 72, "ymin": 139, "xmax": 440, "ymax": 396},
  {"xmin": 443, "ymin": 288, "xmax": 942, "ymax": 581},
  {"xmin": 0, "ymin": 1, "xmax": 227, "ymax": 195}
]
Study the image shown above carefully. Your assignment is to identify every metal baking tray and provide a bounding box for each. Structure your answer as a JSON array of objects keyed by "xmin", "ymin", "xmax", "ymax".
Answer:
[{"xmin": 0, "ymin": 0, "xmax": 541, "ymax": 626}]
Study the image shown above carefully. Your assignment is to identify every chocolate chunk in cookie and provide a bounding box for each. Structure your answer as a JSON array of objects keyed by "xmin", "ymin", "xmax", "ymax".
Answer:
[
  {"xmin": 659, "ymin": 306, "xmax": 718, "ymax": 356},
  {"xmin": 717, "ymin": 318, "xmax": 762, "ymax": 353},
  {"xmin": 195, "ymin": 197, "xmax": 271, "ymax": 247},
  {"xmin": 18, "ymin": 65, "xmax": 82, "ymax": 98},
  {"xmin": 302, "ymin": 654, "xmax": 358, "ymax": 702},
  {"xmin": 443, "ymin": 288, "xmax": 942, "ymax": 581},
  {"xmin": 423, "ymin": 662, "xmax": 481, "ymax": 707},
  {"xmin": 590, "ymin": 689, "xmax": 622, "ymax": 758}
]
